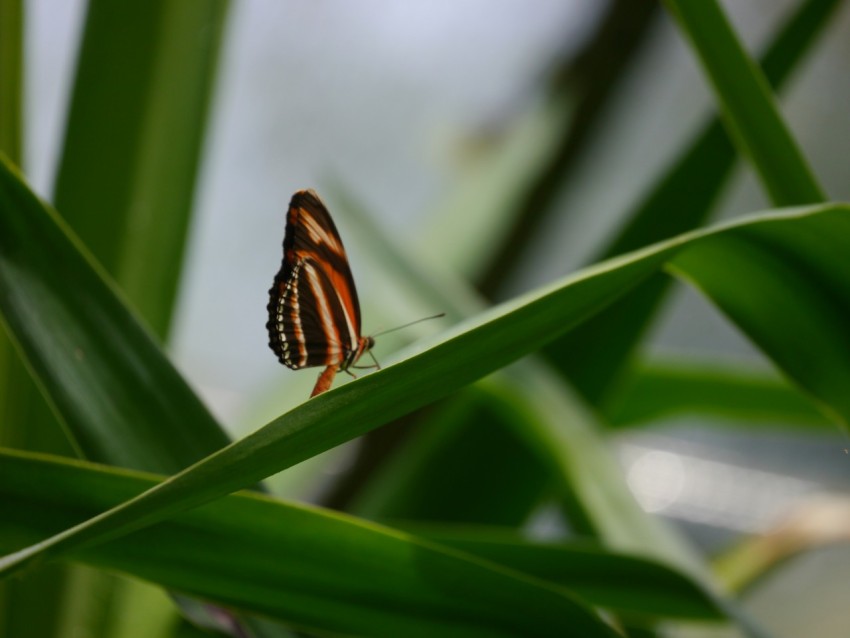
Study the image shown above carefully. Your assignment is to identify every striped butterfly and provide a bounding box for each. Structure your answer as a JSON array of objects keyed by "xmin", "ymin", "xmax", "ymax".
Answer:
[{"xmin": 266, "ymin": 189, "xmax": 377, "ymax": 397}]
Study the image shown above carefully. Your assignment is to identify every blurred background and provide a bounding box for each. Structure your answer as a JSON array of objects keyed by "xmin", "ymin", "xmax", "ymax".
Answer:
[{"xmin": 19, "ymin": 1, "xmax": 850, "ymax": 635}]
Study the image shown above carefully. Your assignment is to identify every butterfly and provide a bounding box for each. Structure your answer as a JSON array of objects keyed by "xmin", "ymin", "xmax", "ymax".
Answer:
[{"xmin": 266, "ymin": 189, "xmax": 379, "ymax": 397}]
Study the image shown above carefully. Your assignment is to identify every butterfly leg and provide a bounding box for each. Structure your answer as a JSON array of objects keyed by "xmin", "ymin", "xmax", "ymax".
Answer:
[
  {"xmin": 368, "ymin": 350, "xmax": 381, "ymax": 370},
  {"xmin": 311, "ymin": 365, "xmax": 337, "ymax": 397}
]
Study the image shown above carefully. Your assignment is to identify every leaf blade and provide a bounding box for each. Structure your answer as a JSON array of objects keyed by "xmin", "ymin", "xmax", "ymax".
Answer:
[
  {"xmin": 548, "ymin": 0, "xmax": 842, "ymax": 401},
  {"xmin": 0, "ymin": 449, "xmax": 618, "ymax": 638},
  {"xmin": 663, "ymin": 0, "xmax": 824, "ymax": 205},
  {"xmin": 604, "ymin": 357, "xmax": 833, "ymax": 428},
  {"xmin": 0, "ymin": 156, "xmax": 231, "ymax": 473}
]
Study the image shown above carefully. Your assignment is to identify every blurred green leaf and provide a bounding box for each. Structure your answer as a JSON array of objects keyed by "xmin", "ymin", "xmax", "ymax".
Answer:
[
  {"xmin": 0, "ymin": 0, "xmax": 22, "ymax": 164},
  {"xmin": 2, "ymin": 154, "xmax": 849, "ymax": 576},
  {"xmin": 0, "ymin": 0, "xmax": 231, "ymax": 501},
  {"xmin": 0, "ymin": 3, "xmax": 78, "ymax": 637},
  {"xmin": 421, "ymin": 2, "xmax": 661, "ymax": 288},
  {"xmin": 108, "ymin": 578, "xmax": 180, "ymax": 638},
  {"xmin": 474, "ymin": 0, "xmax": 661, "ymax": 296},
  {"xmin": 2, "ymin": 1, "xmax": 232, "ymax": 471},
  {"xmin": 410, "ymin": 527, "xmax": 724, "ymax": 621},
  {"xmin": 53, "ymin": 0, "xmax": 229, "ymax": 339},
  {"xmin": 663, "ymin": 0, "xmax": 824, "ymax": 205},
  {"xmin": 547, "ymin": 0, "xmax": 842, "ymax": 402},
  {"xmin": 669, "ymin": 219, "xmax": 850, "ymax": 423},
  {"xmin": 0, "ymin": 449, "xmax": 618, "ymax": 638},
  {"xmin": 350, "ymin": 391, "xmax": 553, "ymax": 525},
  {"xmin": 420, "ymin": 97, "xmax": 574, "ymax": 281},
  {"xmin": 0, "ymin": 0, "xmax": 36, "ymax": 452},
  {"xmin": 603, "ymin": 356, "xmax": 832, "ymax": 428},
  {"xmin": 470, "ymin": 371, "xmax": 700, "ymax": 564}
]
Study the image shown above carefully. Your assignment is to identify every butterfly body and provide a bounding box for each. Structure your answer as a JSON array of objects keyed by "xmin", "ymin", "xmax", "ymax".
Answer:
[{"xmin": 267, "ymin": 190, "xmax": 375, "ymax": 395}]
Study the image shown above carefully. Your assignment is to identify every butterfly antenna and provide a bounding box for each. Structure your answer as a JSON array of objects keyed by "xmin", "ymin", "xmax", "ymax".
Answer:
[{"xmin": 370, "ymin": 313, "xmax": 446, "ymax": 338}]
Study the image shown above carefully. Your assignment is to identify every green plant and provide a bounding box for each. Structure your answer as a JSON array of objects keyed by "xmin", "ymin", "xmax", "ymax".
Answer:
[{"xmin": 1, "ymin": 1, "xmax": 848, "ymax": 637}]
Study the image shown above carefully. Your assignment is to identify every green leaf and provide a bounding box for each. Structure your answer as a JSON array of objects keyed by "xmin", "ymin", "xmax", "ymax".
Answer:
[
  {"xmin": 0, "ymin": 0, "xmax": 22, "ymax": 164},
  {"xmin": 0, "ymin": 155, "xmax": 231, "ymax": 473},
  {"xmin": 669, "ymin": 220, "xmax": 850, "ymax": 423},
  {"xmin": 603, "ymin": 357, "xmax": 832, "ymax": 428},
  {"xmin": 53, "ymin": 0, "xmax": 230, "ymax": 340},
  {"xmin": 2, "ymin": 154, "xmax": 849, "ymax": 576},
  {"xmin": 349, "ymin": 391, "xmax": 553, "ymax": 526},
  {"xmin": 547, "ymin": 0, "xmax": 842, "ymax": 402},
  {"xmin": 470, "ymin": 372, "xmax": 703, "ymax": 566},
  {"xmin": 0, "ymin": 449, "xmax": 618, "ymax": 638},
  {"xmin": 663, "ymin": 0, "xmax": 824, "ymax": 205},
  {"xmin": 0, "ymin": 4, "xmax": 81, "ymax": 638},
  {"xmin": 409, "ymin": 527, "xmax": 724, "ymax": 622}
]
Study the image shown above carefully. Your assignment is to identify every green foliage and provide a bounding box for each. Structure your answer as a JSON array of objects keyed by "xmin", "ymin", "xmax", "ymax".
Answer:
[
  {"xmin": 1, "ymin": 0, "xmax": 848, "ymax": 637},
  {"xmin": 0, "ymin": 449, "xmax": 618, "ymax": 638}
]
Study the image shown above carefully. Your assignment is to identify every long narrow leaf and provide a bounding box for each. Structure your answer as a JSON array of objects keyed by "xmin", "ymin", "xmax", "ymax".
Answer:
[
  {"xmin": 2, "ymin": 155, "xmax": 849, "ymax": 575},
  {"xmin": 0, "ymin": 449, "xmax": 617, "ymax": 638},
  {"xmin": 0, "ymin": 0, "xmax": 22, "ymax": 163},
  {"xmin": 603, "ymin": 357, "xmax": 832, "ymax": 428},
  {"xmin": 669, "ymin": 223, "xmax": 850, "ymax": 422},
  {"xmin": 53, "ymin": 0, "xmax": 229, "ymax": 340},
  {"xmin": 0, "ymin": 156, "xmax": 231, "ymax": 473},
  {"xmin": 663, "ymin": 0, "xmax": 824, "ymax": 205},
  {"xmin": 0, "ymin": 5, "xmax": 81, "ymax": 638},
  {"xmin": 409, "ymin": 527, "xmax": 724, "ymax": 621},
  {"xmin": 547, "ymin": 0, "xmax": 841, "ymax": 401}
]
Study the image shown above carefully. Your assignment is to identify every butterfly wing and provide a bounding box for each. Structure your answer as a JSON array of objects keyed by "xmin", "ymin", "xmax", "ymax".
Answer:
[{"xmin": 267, "ymin": 190, "xmax": 362, "ymax": 370}]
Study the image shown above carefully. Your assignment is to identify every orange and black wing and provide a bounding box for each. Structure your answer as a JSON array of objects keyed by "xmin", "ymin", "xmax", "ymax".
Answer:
[{"xmin": 266, "ymin": 190, "xmax": 362, "ymax": 370}]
